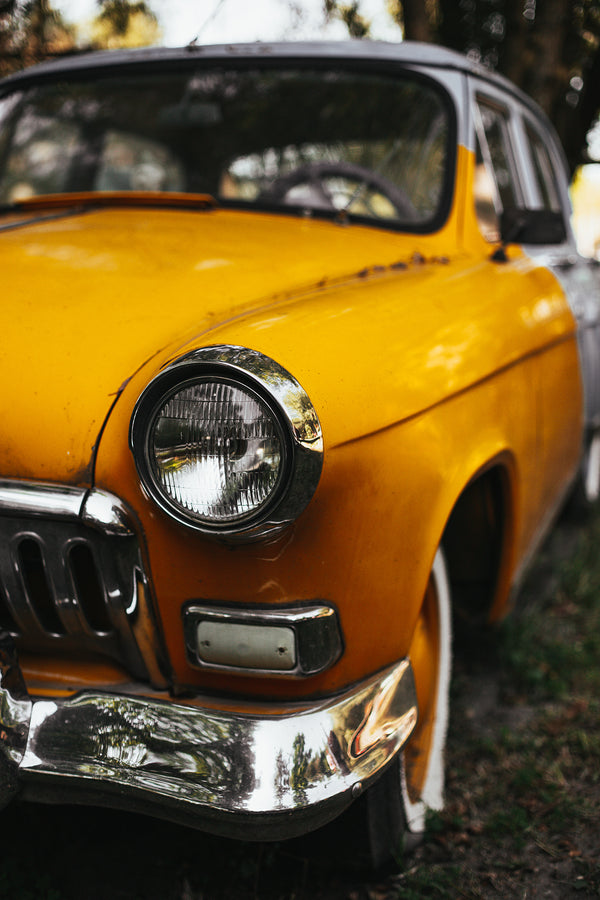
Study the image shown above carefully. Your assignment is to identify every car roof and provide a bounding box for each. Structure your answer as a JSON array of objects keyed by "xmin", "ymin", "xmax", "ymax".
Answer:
[
  {"xmin": 1, "ymin": 39, "xmax": 548, "ymax": 129},
  {"xmin": 0, "ymin": 39, "xmax": 518, "ymax": 94}
]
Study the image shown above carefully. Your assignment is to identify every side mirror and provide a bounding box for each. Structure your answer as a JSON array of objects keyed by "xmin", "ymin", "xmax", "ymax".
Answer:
[{"xmin": 500, "ymin": 207, "xmax": 567, "ymax": 245}]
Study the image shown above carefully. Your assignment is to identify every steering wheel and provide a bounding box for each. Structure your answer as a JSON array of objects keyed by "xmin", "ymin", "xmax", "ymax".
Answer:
[{"xmin": 260, "ymin": 160, "xmax": 417, "ymax": 221}]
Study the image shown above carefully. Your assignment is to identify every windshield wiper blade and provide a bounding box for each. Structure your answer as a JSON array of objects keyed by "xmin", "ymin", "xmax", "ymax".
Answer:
[
  {"xmin": 0, "ymin": 204, "xmax": 89, "ymax": 233},
  {"xmin": 5, "ymin": 191, "xmax": 217, "ymax": 213},
  {"xmin": 0, "ymin": 192, "xmax": 219, "ymax": 234}
]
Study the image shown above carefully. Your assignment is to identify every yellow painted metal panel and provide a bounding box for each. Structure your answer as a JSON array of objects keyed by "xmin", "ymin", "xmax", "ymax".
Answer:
[
  {"xmin": 1, "ymin": 205, "xmax": 456, "ymax": 484},
  {"xmin": 3, "ymin": 144, "xmax": 584, "ymax": 698},
  {"xmin": 90, "ymin": 189, "xmax": 582, "ymax": 695}
]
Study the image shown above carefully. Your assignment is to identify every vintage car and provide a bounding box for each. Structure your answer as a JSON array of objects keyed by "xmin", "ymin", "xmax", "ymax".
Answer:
[{"xmin": 0, "ymin": 40, "xmax": 598, "ymax": 868}]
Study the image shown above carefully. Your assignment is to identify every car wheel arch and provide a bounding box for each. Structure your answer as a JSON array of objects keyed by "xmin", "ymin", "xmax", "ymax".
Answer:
[{"xmin": 440, "ymin": 458, "xmax": 515, "ymax": 632}]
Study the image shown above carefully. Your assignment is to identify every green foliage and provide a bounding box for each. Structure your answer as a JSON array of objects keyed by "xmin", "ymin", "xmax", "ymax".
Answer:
[
  {"xmin": 325, "ymin": 0, "xmax": 371, "ymax": 37},
  {"xmin": 392, "ymin": 864, "xmax": 464, "ymax": 898},
  {"xmin": 0, "ymin": 0, "xmax": 160, "ymax": 76},
  {"xmin": 498, "ymin": 510, "xmax": 600, "ymax": 701},
  {"xmin": 97, "ymin": 0, "xmax": 156, "ymax": 35},
  {"xmin": 92, "ymin": 0, "xmax": 161, "ymax": 46},
  {"xmin": 0, "ymin": 0, "xmax": 74, "ymax": 76},
  {"xmin": 485, "ymin": 804, "xmax": 530, "ymax": 848}
]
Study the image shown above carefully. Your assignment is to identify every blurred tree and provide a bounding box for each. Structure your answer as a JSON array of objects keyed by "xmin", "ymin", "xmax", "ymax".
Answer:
[
  {"xmin": 325, "ymin": 0, "xmax": 371, "ymax": 36},
  {"xmin": 0, "ymin": 0, "xmax": 160, "ymax": 76},
  {"xmin": 0, "ymin": 0, "xmax": 75, "ymax": 76},
  {"xmin": 91, "ymin": 0, "xmax": 161, "ymax": 49},
  {"xmin": 325, "ymin": 0, "xmax": 600, "ymax": 171}
]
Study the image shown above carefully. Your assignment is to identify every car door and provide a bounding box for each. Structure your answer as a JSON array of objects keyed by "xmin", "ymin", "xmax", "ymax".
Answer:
[
  {"xmin": 469, "ymin": 77, "xmax": 586, "ymax": 539},
  {"xmin": 516, "ymin": 107, "xmax": 600, "ymax": 440}
]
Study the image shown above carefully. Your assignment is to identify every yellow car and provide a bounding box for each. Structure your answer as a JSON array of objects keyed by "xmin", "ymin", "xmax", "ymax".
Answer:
[{"xmin": 0, "ymin": 41, "xmax": 596, "ymax": 867}]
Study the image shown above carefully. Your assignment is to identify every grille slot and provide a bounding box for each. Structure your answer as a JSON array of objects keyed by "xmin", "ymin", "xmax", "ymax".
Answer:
[
  {"xmin": 0, "ymin": 583, "xmax": 17, "ymax": 633},
  {"xmin": 68, "ymin": 542, "xmax": 112, "ymax": 633},
  {"xmin": 0, "ymin": 514, "xmax": 149, "ymax": 678},
  {"xmin": 18, "ymin": 537, "xmax": 66, "ymax": 635}
]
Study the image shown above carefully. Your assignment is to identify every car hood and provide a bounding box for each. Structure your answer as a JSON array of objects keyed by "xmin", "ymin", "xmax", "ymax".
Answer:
[{"xmin": 1, "ymin": 205, "xmax": 441, "ymax": 486}]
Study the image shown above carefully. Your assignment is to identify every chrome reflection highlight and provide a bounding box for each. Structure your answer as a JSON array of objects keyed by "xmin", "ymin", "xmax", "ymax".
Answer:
[
  {"xmin": 0, "ymin": 479, "xmax": 85, "ymax": 520},
  {"xmin": 130, "ymin": 346, "xmax": 323, "ymax": 541},
  {"xmin": 1, "ymin": 651, "xmax": 417, "ymax": 838},
  {"xmin": 81, "ymin": 490, "xmax": 135, "ymax": 536},
  {"xmin": 0, "ymin": 632, "xmax": 32, "ymax": 806},
  {"xmin": 351, "ymin": 662, "xmax": 416, "ymax": 757},
  {"xmin": 0, "ymin": 479, "xmax": 134, "ymax": 537}
]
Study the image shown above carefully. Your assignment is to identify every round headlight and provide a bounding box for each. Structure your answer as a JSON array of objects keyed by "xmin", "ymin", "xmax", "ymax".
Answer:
[
  {"xmin": 149, "ymin": 378, "xmax": 286, "ymax": 525},
  {"xmin": 130, "ymin": 346, "xmax": 323, "ymax": 540}
]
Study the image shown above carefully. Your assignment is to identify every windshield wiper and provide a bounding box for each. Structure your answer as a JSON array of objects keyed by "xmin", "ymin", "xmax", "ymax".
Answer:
[
  {"xmin": 0, "ymin": 191, "xmax": 219, "ymax": 234},
  {"xmin": 0, "ymin": 203, "xmax": 91, "ymax": 233},
  {"xmin": 0, "ymin": 191, "xmax": 217, "ymax": 216}
]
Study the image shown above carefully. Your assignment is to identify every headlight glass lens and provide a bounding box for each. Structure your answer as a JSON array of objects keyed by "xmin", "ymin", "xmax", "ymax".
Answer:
[{"xmin": 148, "ymin": 379, "xmax": 284, "ymax": 524}]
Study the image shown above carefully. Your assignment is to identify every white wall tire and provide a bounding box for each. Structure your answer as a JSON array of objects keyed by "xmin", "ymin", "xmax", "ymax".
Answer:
[
  {"xmin": 583, "ymin": 430, "xmax": 600, "ymax": 503},
  {"xmin": 401, "ymin": 547, "xmax": 452, "ymax": 834},
  {"xmin": 362, "ymin": 546, "xmax": 453, "ymax": 867}
]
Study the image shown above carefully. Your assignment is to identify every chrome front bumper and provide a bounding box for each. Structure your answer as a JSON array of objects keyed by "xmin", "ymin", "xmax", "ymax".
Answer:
[{"xmin": 0, "ymin": 633, "xmax": 418, "ymax": 839}]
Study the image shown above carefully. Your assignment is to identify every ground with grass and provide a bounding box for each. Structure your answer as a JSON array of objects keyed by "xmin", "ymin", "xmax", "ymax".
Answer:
[
  {"xmin": 392, "ymin": 507, "xmax": 600, "ymax": 899},
  {"xmin": 2, "ymin": 507, "xmax": 600, "ymax": 899}
]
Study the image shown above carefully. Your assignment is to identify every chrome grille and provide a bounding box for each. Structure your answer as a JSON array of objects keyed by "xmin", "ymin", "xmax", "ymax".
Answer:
[{"xmin": 0, "ymin": 482, "xmax": 152, "ymax": 679}]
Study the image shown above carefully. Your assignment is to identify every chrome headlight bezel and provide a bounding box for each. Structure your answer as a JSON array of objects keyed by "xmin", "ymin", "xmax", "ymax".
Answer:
[{"xmin": 129, "ymin": 346, "xmax": 323, "ymax": 541}]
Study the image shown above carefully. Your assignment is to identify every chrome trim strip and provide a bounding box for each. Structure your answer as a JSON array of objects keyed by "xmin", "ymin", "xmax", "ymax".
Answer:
[
  {"xmin": 182, "ymin": 602, "xmax": 343, "ymax": 677},
  {"xmin": 81, "ymin": 490, "xmax": 135, "ymax": 536},
  {"xmin": 129, "ymin": 345, "xmax": 324, "ymax": 542},
  {"xmin": 1, "ymin": 647, "xmax": 417, "ymax": 839},
  {"xmin": 0, "ymin": 479, "xmax": 85, "ymax": 520},
  {"xmin": 0, "ymin": 480, "xmax": 135, "ymax": 536}
]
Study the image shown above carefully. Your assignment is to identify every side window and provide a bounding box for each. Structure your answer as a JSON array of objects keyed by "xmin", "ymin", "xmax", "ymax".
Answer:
[
  {"xmin": 523, "ymin": 121, "xmax": 561, "ymax": 212},
  {"xmin": 474, "ymin": 132, "xmax": 500, "ymax": 242},
  {"xmin": 473, "ymin": 99, "xmax": 521, "ymax": 242}
]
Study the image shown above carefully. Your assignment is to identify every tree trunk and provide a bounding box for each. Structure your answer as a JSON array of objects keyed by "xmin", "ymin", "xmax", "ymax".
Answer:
[
  {"xmin": 401, "ymin": 0, "xmax": 434, "ymax": 42},
  {"xmin": 525, "ymin": 0, "xmax": 570, "ymax": 116},
  {"xmin": 501, "ymin": 0, "xmax": 533, "ymax": 86},
  {"xmin": 570, "ymin": 42, "xmax": 600, "ymax": 166}
]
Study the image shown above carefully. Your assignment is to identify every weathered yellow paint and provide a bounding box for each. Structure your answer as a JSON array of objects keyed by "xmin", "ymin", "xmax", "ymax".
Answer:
[
  {"xmin": 20, "ymin": 654, "xmax": 130, "ymax": 691},
  {"xmin": 91, "ymin": 149, "xmax": 583, "ymax": 696},
  {"xmin": 4, "ymin": 145, "xmax": 584, "ymax": 698},
  {"xmin": 1, "ymin": 201, "xmax": 456, "ymax": 484}
]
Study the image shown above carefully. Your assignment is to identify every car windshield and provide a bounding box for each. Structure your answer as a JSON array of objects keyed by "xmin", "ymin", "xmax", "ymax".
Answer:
[{"xmin": 0, "ymin": 64, "xmax": 451, "ymax": 229}]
